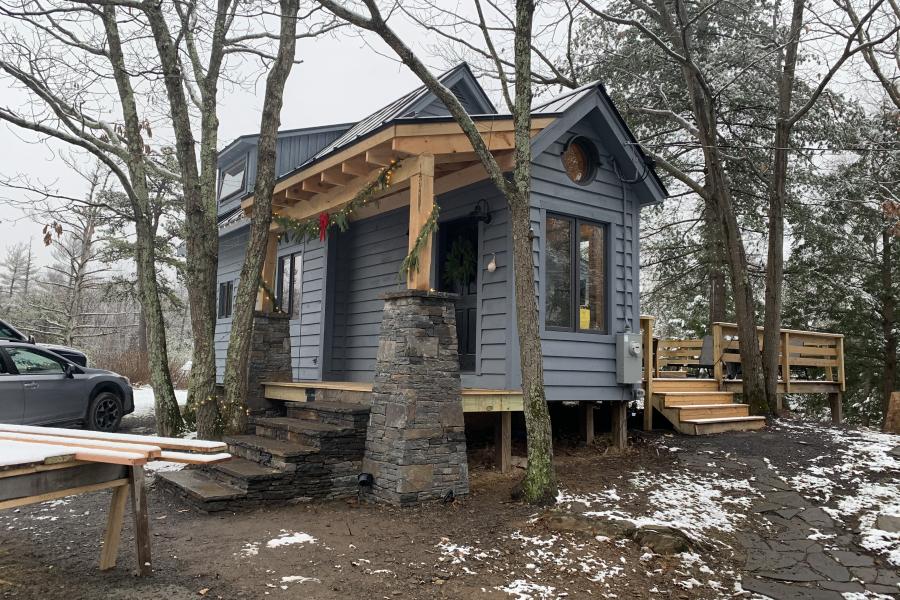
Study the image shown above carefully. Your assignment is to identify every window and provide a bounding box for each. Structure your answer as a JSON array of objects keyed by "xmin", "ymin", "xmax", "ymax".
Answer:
[
  {"xmin": 545, "ymin": 214, "xmax": 607, "ymax": 333},
  {"xmin": 218, "ymin": 281, "xmax": 234, "ymax": 319},
  {"xmin": 218, "ymin": 158, "xmax": 246, "ymax": 202},
  {"xmin": 562, "ymin": 137, "xmax": 598, "ymax": 185},
  {"xmin": 7, "ymin": 347, "xmax": 64, "ymax": 375},
  {"xmin": 277, "ymin": 253, "xmax": 302, "ymax": 319}
]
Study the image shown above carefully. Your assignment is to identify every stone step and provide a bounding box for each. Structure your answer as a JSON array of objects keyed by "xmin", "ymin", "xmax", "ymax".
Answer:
[
  {"xmin": 661, "ymin": 392, "xmax": 735, "ymax": 407},
  {"xmin": 250, "ymin": 417, "xmax": 357, "ymax": 448},
  {"xmin": 155, "ymin": 469, "xmax": 246, "ymax": 512},
  {"xmin": 207, "ymin": 457, "xmax": 286, "ymax": 491},
  {"xmin": 225, "ymin": 434, "xmax": 316, "ymax": 468},
  {"xmin": 675, "ymin": 403, "xmax": 750, "ymax": 420},
  {"xmin": 681, "ymin": 416, "xmax": 767, "ymax": 435},
  {"xmin": 285, "ymin": 401, "xmax": 371, "ymax": 428}
]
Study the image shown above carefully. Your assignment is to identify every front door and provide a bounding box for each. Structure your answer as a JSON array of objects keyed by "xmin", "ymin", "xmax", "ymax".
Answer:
[{"xmin": 437, "ymin": 217, "xmax": 479, "ymax": 372}]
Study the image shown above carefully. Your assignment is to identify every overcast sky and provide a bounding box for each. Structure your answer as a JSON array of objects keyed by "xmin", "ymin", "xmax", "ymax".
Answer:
[{"xmin": 0, "ymin": 25, "xmax": 433, "ymax": 264}]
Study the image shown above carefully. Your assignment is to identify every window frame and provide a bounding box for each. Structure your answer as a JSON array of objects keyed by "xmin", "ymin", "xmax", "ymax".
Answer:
[
  {"xmin": 544, "ymin": 212, "xmax": 610, "ymax": 335},
  {"xmin": 276, "ymin": 251, "xmax": 302, "ymax": 320},
  {"xmin": 5, "ymin": 346, "xmax": 66, "ymax": 375},
  {"xmin": 561, "ymin": 136, "xmax": 599, "ymax": 186},
  {"xmin": 218, "ymin": 157, "xmax": 247, "ymax": 203},
  {"xmin": 217, "ymin": 280, "xmax": 234, "ymax": 319}
]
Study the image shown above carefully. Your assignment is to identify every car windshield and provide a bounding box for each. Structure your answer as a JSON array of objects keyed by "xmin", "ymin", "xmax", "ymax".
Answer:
[{"xmin": 0, "ymin": 322, "xmax": 24, "ymax": 340}]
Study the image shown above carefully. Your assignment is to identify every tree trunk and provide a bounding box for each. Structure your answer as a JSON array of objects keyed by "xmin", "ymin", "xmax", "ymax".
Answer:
[
  {"xmin": 705, "ymin": 198, "xmax": 727, "ymax": 327},
  {"xmin": 763, "ymin": 0, "xmax": 804, "ymax": 417},
  {"xmin": 883, "ymin": 229, "xmax": 897, "ymax": 430},
  {"xmin": 143, "ymin": 3, "xmax": 221, "ymax": 438},
  {"xmin": 221, "ymin": 0, "xmax": 300, "ymax": 434}
]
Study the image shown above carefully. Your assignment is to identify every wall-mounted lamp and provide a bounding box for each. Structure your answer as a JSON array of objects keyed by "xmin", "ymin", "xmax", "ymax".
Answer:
[
  {"xmin": 487, "ymin": 253, "xmax": 497, "ymax": 273},
  {"xmin": 469, "ymin": 198, "xmax": 492, "ymax": 224}
]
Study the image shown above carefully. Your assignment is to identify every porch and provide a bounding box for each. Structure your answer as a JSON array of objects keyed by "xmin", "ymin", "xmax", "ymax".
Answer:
[{"xmin": 639, "ymin": 316, "xmax": 847, "ymax": 434}]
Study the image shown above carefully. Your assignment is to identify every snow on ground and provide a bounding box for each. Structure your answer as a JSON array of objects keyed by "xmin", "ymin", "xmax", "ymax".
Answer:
[
  {"xmin": 131, "ymin": 387, "xmax": 188, "ymax": 417},
  {"xmin": 265, "ymin": 530, "xmax": 317, "ymax": 548}
]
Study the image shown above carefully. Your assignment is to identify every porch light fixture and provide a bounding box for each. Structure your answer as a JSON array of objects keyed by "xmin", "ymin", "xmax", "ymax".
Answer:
[
  {"xmin": 487, "ymin": 253, "xmax": 497, "ymax": 273},
  {"xmin": 469, "ymin": 198, "xmax": 492, "ymax": 224}
]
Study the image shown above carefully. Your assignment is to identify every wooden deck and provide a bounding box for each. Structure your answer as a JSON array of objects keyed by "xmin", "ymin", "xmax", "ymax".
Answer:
[{"xmin": 263, "ymin": 381, "xmax": 524, "ymax": 413}]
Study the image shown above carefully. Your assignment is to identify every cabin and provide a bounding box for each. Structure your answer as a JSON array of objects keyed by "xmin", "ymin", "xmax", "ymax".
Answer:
[{"xmin": 157, "ymin": 64, "xmax": 847, "ymax": 508}]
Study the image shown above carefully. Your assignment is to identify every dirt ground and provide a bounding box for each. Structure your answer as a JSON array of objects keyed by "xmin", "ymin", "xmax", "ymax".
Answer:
[{"xmin": 0, "ymin": 419, "xmax": 897, "ymax": 600}]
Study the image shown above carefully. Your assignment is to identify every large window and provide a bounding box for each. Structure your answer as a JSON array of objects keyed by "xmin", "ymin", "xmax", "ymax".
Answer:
[
  {"xmin": 7, "ymin": 347, "xmax": 64, "ymax": 375},
  {"xmin": 277, "ymin": 252, "xmax": 302, "ymax": 320},
  {"xmin": 217, "ymin": 280, "xmax": 234, "ymax": 319},
  {"xmin": 545, "ymin": 214, "xmax": 608, "ymax": 333},
  {"xmin": 218, "ymin": 158, "xmax": 246, "ymax": 202}
]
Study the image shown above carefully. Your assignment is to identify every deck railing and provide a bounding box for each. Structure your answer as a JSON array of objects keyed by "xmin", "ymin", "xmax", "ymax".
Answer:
[{"xmin": 639, "ymin": 316, "xmax": 846, "ymax": 427}]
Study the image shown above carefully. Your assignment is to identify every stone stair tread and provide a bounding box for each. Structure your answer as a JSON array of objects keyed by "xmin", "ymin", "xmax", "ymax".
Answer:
[
  {"xmin": 250, "ymin": 416, "xmax": 347, "ymax": 433},
  {"xmin": 681, "ymin": 416, "xmax": 767, "ymax": 423},
  {"xmin": 212, "ymin": 457, "xmax": 284, "ymax": 480},
  {"xmin": 225, "ymin": 434, "xmax": 316, "ymax": 458},
  {"xmin": 285, "ymin": 400, "xmax": 371, "ymax": 413},
  {"xmin": 157, "ymin": 469, "xmax": 245, "ymax": 502}
]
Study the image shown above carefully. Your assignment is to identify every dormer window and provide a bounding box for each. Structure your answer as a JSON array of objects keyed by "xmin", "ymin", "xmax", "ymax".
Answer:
[{"xmin": 218, "ymin": 158, "xmax": 246, "ymax": 202}]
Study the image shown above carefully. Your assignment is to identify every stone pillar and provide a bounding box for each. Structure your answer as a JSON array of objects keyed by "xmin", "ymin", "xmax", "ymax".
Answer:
[
  {"xmin": 362, "ymin": 290, "xmax": 469, "ymax": 506},
  {"xmin": 246, "ymin": 311, "xmax": 292, "ymax": 416}
]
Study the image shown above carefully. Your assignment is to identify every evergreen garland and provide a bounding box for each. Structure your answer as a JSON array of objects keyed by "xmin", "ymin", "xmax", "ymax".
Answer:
[
  {"xmin": 400, "ymin": 203, "xmax": 440, "ymax": 279},
  {"xmin": 258, "ymin": 279, "xmax": 282, "ymax": 313}
]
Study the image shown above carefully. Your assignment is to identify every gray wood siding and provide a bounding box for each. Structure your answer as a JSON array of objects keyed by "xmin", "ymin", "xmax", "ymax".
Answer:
[
  {"xmin": 276, "ymin": 235, "xmax": 327, "ymax": 382},
  {"xmin": 326, "ymin": 209, "xmax": 408, "ymax": 382},
  {"xmin": 214, "ymin": 227, "xmax": 249, "ymax": 383},
  {"xmin": 524, "ymin": 117, "xmax": 641, "ymax": 401}
]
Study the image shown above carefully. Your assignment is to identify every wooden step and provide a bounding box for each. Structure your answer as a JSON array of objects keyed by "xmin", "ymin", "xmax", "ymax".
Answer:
[
  {"xmin": 660, "ymin": 392, "xmax": 735, "ymax": 407},
  {"xmin": 652, "ymin": 378, "xmax": 719, "ymax": 392},
  {"xmin": 657, "ymin": 370, "xmax": 688, "ymax": 378},
  {"xmin": 675, "ymin": 403, "xmax": 750, "ymax": 420},
  {"xmin": 680, "ymin": 416, "xmax": 767, "ymax": 435}
]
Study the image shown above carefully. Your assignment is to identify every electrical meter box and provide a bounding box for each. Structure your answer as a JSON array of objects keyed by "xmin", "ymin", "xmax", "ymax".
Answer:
[{"xmin": 616, "ymin": 332, "xmax": 643, "ymax": 384}]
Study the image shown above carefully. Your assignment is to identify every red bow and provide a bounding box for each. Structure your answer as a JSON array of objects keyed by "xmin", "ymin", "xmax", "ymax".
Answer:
[{"xmin": 318, "ymin": 211, "xmax": 329, "ymax": 241}]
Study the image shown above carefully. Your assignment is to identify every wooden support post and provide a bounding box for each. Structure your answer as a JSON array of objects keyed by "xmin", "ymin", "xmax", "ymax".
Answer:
[
  {"xmin": 611, "ymin": 402, "xmax": 627, "ymax": 451},
  {"xmin": 406, "ymin": 153, "xmax": 435, "ymax": 290},
  {"xmin": 712, "ymin": 323, "xmax": 723, "ymax": 387},
  {"xmin": 829, "ymin": 392, "xmax": 843, "ymax": 425},
  {"xmin": 837, "ymin": 337, "xmax": 846, "ymax": 392},
  {"xmin": 99, "ymin": 483, "xmax": 130, "ymax": 571},
  {"xmin": 782, "ymin": 332, "xmax": 791, "ymax": 397},
  {"xmin": 642, "ymin": 316, "xmax": 655, "ymax": 431},
  {"xmin": 581, "ymin": 402, "xmax": 595, "ymax": 444},
  {"xmin": 128, "ymin": 465, "xmax": 151, "ymax": 576},
  {"xmin": 885, "ymin": 392, "xmax": 900, "ymax": 434},
  {"xmin": 257, "ymin": 231, "xmax": 279, "ymax": 312},
  {"xmin": 494, "ymin": 412, "xmax": 512, "ymax": 474}
]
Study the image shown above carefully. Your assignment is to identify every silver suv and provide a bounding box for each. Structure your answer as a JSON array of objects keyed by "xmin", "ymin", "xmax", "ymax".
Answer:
[{"xmin": 0, "ymin": 341, "xmax": 134, "ymax": 431}]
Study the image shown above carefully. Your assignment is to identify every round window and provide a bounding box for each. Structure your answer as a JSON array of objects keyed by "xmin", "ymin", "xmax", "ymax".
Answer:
[{"xmin": 562, "ymin": 137, "xmax": 596, "ymax": 184}]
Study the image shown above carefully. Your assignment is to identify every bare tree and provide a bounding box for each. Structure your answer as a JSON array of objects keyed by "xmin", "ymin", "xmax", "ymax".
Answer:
[{"xmin": 313, "ymin": 0, "xmax": 557, "ymax": 503}]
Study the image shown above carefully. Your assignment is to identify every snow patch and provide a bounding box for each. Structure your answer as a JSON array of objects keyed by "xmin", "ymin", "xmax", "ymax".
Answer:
[{"xmin": 266, "ymin": 530, "xmax": 317, "ymax": 548}]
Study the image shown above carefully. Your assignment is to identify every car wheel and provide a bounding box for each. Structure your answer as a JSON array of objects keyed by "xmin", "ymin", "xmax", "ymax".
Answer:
[{"xmin": 88, "ymin": 391, "xmax": 123, "ymax": 432}]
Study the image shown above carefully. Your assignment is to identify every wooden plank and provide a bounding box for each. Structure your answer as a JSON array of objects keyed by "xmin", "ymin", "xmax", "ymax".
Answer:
[
  {"xmin": 406, "ymin": 153, "xmax": 435, "ymax": 290},
  {"xmin": 0, "ymin": 478, "xmax": 128, "ymax": 511},
  {"xmin": 0, "ymin": 424, "xmax": 226, "ymax": 453},
  {"xmin": 129, "ymin": 465, "xmax": 152, "ymax": 576},
  {"xmin": 783, "ymin": 332, "xmax": 791, "ymax": 395},
  {"xmin": 641, "ymin": 315, "xmax": 655, "ymax": 431},
  {"xmin": 837, "ymin": 337, "xmax": 846, "ymax": 391},
  {"xmin": 461, "ymin": 395, "xmax": 523, "ymax": 413},
  {"xmin": 0, "ymin": 442, "xmax": 75, "ymax": 469},
  {"xmin": 0, "ymin": 432, "xmax": 162, "ymax": 459},
  {"xmin": 494, "ymin": 412, "xmax": 512, "ymax": 474},
  {"xmin": 0, "ymin": 439, "xmax": 146, "ymax": 466},
  {"xmin": 158, "ymin": 451, "xmax": 231, "ymax": 465},
  {"xmin": 0, "ymin": 459, "xmax": 87, "ymax": 480},
  {"xmin": 99, "ymin": 484, "xmax": 129, "ymax": 571},
  {"xmin": 0, "ymin": 461, "xmax": 129, "ymax": 506}
]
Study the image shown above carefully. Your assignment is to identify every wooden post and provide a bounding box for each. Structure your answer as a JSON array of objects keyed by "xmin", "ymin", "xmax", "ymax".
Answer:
[
  {"xmin": 712, "ymin": 323, "xmax": 723, "ymax": 387},
  {"xmin": 494, "ymin": 411, "xmax": 512, "ymax": 474},
  {"xmin": 99, "ymin": 483, "xmax": 130, "ymax": 571},
  {"xmin": 885, "ymin": 392, "xmax": 900, "ymax": 434},
  {"xmin": 837, "ymin": 336, "xmax": 846, "ymax": 392},
  {"xmin": 611, "ymin": 402, "xmax": 627, "ymax": 451},
  {"xmin": 641, "ymin": 316, "xmax": 655, "ymax": 431},
  {"xmin": 129, "ymin": 465, "xmax": 152, "ymax": 576},
  {"xmin": 581, "ymin": 402, "xmax": 595, "ymax": 444},
  {"xmin": 406, "ymin": 153, "xmax": 435, "ymax": 290},
  {"xmin": 257, "ymin": 231, "xmax": 279, "ymax": 312},
  {"xmin": 829, "ymin": 392, "xmax": 843, "ymax": 425}
]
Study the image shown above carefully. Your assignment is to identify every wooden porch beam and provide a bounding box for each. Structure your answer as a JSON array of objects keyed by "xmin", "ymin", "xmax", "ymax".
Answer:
[
  {"xmin": 301, "ymin": 178, "xmax": 334, "ymax": 194},
  {"xmin": 341, "ymin": 157, "xmax": 370, "ymax": 177},
  {"xmin": 321, "ymin": 167, "xmax": 353, "ymax": 186},
  {"xmin": 284, "ymin": 186, "xmax": 314, "ymax": 202},
  {"xmin": 406, "ymin": 153, "xmax": 435, "ymax": 290},
  {"xmin": 392, "ymin": 131, "xmax": 516, "ymax": 155},
  {"xmin": 365, "ymin": 147, "xmax": 399, "ymax": 168}
]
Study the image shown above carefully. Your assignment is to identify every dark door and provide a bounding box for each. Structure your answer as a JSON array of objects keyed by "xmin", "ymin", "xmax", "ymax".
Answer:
[
  {"xmin": 6, "ymin": 346, "xmax": 82, "ymax": 424},
  {"xmin": 0, "ymin": 351, "xmax": 24, "ymax": 423},
  {"xmin": 437, "ymin": 217, "xmax": 479, "ymax": 372}
]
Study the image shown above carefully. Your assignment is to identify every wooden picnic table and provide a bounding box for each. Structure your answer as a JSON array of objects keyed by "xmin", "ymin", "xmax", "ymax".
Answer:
[{"xmin": 0, "ymin": 425, "xmax": 230, "ymax": 576}]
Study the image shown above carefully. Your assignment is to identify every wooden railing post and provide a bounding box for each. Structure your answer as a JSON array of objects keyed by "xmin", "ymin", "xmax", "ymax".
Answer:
[
  {"xmin": 837, "ymin": 336, "xmax": 846, "ymax": 392},
  {"xmin": 783, "ymin": 331, "xmax": 791, "ymax": 396},
  {"xmin": 641, "ymin": 316, "xmax": 655, "ymax": 431},
  {"xmin": 712, "ymin": 323, "xmax": 723, "ymax": 388}
]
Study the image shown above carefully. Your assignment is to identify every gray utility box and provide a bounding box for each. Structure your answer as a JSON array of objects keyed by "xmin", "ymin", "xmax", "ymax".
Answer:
[{"xmin": 616, "ymin": 332, "xmax": 643, "ymax": 384}]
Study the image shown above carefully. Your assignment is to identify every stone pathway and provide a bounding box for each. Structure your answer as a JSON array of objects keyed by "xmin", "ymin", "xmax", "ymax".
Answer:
[{"xmin": 678, "ymin": 444, "xmax": 900, "ymax": 599}]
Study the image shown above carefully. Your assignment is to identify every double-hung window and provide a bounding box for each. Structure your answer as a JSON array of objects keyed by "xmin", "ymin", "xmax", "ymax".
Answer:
[
  {"xmin": 217, "ymin": 281, "xmax": 234, "ymax": 319},
  {"xmin": 277, "ymin": 252, "xmax": 302, "ymax": 320},
  {"xmin": 545, "ymin": 214, "xmax": 608, "ymax": 333}
]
